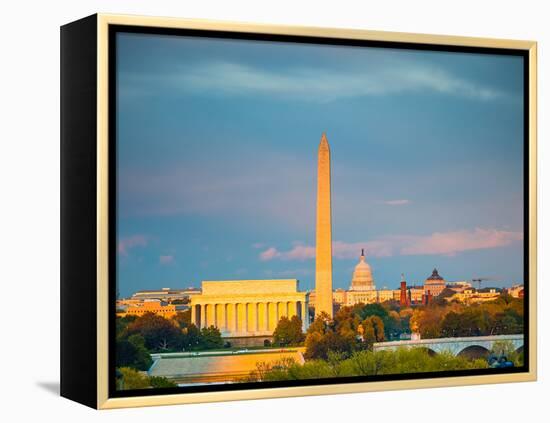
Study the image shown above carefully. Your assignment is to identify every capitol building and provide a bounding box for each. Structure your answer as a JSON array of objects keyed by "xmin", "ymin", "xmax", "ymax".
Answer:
[{"xmin": 310, "ymin": 249, "xmax": 452, "ymax": 309}]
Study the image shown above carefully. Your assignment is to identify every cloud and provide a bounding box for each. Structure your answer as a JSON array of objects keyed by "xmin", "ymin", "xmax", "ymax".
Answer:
[
  {"xmin": 123, "ymin": 58, "xmax": 510, "ymax": 104},
  {"xmin": 118, "ymin": 235, "xmax": 148, "ymax": 256},
  {"xmin": 383, "ymin": 199, "xmax": 411, "ymax": 206},
  {"xmin": 259, "ymin": 244, "xmax": 316, "ymax": 261},
  {"xmin": 259, "ymin": 228, "xmax": 522, "ymax": 261},
  {"xmin": 259, "ymin": 247, "xmax": 281, "ymax": 261},
  {"xmin": 400, "ymin": 228, "xmax": 523, "ymax": 256},
  {"xmin": 159, "ymin": 255, "xmax": 174, "ymax": 265},
  {"xmin": 118, "ymin": 154, "xmax": 317, "ymax": 227}
]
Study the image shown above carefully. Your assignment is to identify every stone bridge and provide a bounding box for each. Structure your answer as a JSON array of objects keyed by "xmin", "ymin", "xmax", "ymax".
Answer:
[{"xmin": 373, "ymin": 334, "xmax": 524, "ymax": 357}]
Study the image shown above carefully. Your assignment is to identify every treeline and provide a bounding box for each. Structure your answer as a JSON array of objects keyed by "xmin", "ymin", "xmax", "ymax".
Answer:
[
  {"xmin": 304, "ymin": 307, "xmax": 381, "ymax": 360},
  {"xmin": 302, "ymin": 294, "xmax": 523, "ymax": 361},
  {"xmin": 303, "ymin": 302, "xmax": 412, "ymax": 360},
  {"xmin": 411, "ymin": 295, "xmax": 524, "ymax": 339},
  {"xmin": 117, "ymin": 367, "xmax": 178, "ymax": 390},
  {"xmin": 116, "ymin": 311, "xmax": 224, "ymax": 371},
  {"xmin": 244, "ymin": 348, "xmax": 488, "ymax": 382}
]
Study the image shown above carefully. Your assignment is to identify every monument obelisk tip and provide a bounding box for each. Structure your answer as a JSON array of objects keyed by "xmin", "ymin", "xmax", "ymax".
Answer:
[{"xmin": 319, "ymin": 132, "xmax": 330, "ymax": 152}]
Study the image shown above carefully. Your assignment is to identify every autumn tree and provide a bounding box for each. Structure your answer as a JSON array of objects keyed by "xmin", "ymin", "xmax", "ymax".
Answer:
[
  {"xmin": 171, "ymin": 310, "xmax": 191, "ymax": 329},
  {"xmin": 273, "ymin": 315, "xmax": 304, "ymax": 346}
]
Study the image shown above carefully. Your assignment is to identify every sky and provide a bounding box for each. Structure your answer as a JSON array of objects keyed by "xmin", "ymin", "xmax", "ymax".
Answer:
[{"xmin": 116, "ymin": 32, "xmax": 525, "ymax": 298}]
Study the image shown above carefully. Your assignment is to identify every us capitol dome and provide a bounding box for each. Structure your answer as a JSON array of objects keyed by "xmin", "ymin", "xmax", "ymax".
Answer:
[{"xmin": 349, "ymin": 249, "xmax": 376, "ymax": 291}]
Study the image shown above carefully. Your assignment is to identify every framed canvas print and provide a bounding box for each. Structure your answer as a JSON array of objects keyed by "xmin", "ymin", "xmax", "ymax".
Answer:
[{"xmin": 60, "ymin": 14, "xmax": 537, "ymax": 409}]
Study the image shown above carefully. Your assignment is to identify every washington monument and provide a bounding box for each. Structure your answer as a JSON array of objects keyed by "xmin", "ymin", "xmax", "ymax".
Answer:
[{"xmin": 315, "ymin": 132, "xmax": 333, "ymax": 318}]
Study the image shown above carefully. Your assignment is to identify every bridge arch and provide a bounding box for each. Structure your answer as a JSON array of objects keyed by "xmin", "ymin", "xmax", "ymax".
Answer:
[{"xmin": 457, "ymin": 345, "xmax": 490, "ymax": 360}]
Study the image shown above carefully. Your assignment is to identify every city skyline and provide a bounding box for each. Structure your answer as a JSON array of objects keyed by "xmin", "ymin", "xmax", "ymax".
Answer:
[{"xmin": 116, "ymin": 32, "xmax": 524, "ymax": 298}]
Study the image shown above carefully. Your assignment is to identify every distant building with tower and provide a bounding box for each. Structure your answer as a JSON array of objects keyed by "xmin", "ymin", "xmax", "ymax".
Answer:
[{"xmin": 423, "ymin": 268, "xmax": 447, "ymax": 297}]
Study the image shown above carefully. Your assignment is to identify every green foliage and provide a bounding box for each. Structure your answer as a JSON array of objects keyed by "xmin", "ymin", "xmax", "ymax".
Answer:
[
  {"xmin": 171, "ymin": 310, "xmax": 191, "ymax": 329},
  {"xmin": 115, "ymin": 315, "xmax": 137, "ymax": 339},
  {"xmin": 116, "ymin": 312, "xmax": 229, "ymax": 355},
  {"xmin": 117, "ymin": 368, "xmax": 178, "ymax": 390},
  {"xmin": 417, "ymin": 295, "xmax": 524, "ymax": 339},
  {"xmin": 364, "ymin": 315, "xmax": 385, "ymax": 343},
  {"xmin": 181, "ymin": 324, "xmax": 202, "ymax": 350},
  {"xmin": 273, "ymin": 316, "xmax": 304, "ymax": 346},
  {"xmin": 305, "ymin": 328, "xmax": 356, "ymax": 360},
  {"xmin": 245, "ymin": 347, "xmax": 489, "ymax": 382},
  {"xmin": 490, "ymin": 340, "xmax": 523, "ymax": 367},
  {"xmin": 199, "ymin": 326, "xmax": 224, "ymax": 349},
  {"xmin": 118, "ymin": 367, "xmax": 150, "ymax": 390},
  {"xmin": 126, "ymin": 312, "xmax": 183, "ymax": 351},
  {"xmin": 305, "ymin": 305, "xmax": 390, "ymax": 359},
  {"xmin": 354, "ymin": 303, "xmax": 402, "ymax": 339},
  {"xmin": 115, "ymin": 334, "xmax": 153, "ymax": 371},
  {"xmin": 149, "ymin": 376, "xmax": 177, "ymax": 388},
  {"xmin": 355, "ymin": 303, "xmax": 388, "ymax": 321}
]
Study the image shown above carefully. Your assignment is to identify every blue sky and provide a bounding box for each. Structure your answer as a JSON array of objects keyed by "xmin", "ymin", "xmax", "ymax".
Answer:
[{"xmin": 116, "ymin": 32, "xmax": 524, "ymax": 297}]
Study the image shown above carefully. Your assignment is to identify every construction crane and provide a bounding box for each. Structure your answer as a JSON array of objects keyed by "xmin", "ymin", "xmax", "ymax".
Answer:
[{"xmin": 471, "ymin": 277, "xmax": 492, "ymax": 290}]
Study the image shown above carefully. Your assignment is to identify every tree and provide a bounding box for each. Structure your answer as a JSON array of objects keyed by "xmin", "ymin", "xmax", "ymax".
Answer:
[
  {"xmin": 172, "ymin": 310, "xmax": 191, "ymax": 329},
  {"xmin": 304, "ymin": 331, "xmax": 324, "ymax": 359},
  {"xmin": 118, "ymin": 367, "xmax": 150, "ymax": 390},
  {"xmin": 149, "ymin": 376, "xmax": 177, "ymax": 388},
  {"xmin": 117, "ymin": 368, "xmax": 178, "ymax": 390},
  {"xmin": 181, "ymin": 324, "xmax": 201, "ymax": 350},
  {"xmin": 410, "ymin": 306, "xmax": 447, "ymax": 338},
  {"xmin": 361, "ymin": 321, "xmax": 376, "ymax": 347},
  {"xmin": 115, "ymin": 334, "xmax": 153, "ymax": 370},
  {"xmin": 355, "ymin": 303, "xmax": 400, "ymax": 340},
  {"xmin": 199, "ymin": 326, "xmax": 223, "ymax": 349},
  {"xmin": 440, "ymin": 311, "xmax": 463, "ymax": 337},
  {"xmin": 359, "ymin": 316, "xmax": 385, "ymax": 349},
  {"xmin": 304, "ymin": 329, "xmax": 355, "ymax": 360},
  {"xmin": 307, "ymin": 311, "xmax": 332, "ymax": 335},
  {"xmin": 126, "ymin": 312, "xmax": 182, "ymax": 351},
  {"xmin": 370, "ymin": 316, "xmax": 385, "ymax": 342},
  {"xmin": 273, "ymin": 316, "xmax": 304, "ymax": 346},
  {"xmin": 116, "ymin": 314, "xmax": 137, "ymax": 339},
  {"xmin": 356, "ymin": 303, "xmax": 388, "ymax": 321}
]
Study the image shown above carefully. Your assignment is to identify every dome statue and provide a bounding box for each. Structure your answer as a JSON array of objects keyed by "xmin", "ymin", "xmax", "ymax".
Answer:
[{"xmin": 350, "ymin": 249, "xmax": 375, "ymax": 291}]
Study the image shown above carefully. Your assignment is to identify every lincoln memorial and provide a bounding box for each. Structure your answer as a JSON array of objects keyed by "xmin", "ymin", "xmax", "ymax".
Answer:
[{"xmin": 189, "ymin": 279, "xmax": 310, "ymax": 337}]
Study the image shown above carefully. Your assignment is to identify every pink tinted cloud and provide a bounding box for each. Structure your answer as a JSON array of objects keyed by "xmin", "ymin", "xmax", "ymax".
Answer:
[
  {"xmin": 400, "ymin": 228, "xmax": 523, "ymax": 256},
  {"xmin": 259, "ymin": 247, "xmax": 280, "ymax": 261},
  {"xmin": 159, "ymin": 255, "xmax": 174, "ymax": 265},
  {"xmin": 118, "ymin": 235, "xmax": 148, "ymax": 256},
  {"xmin": 259, "ymin": 244, "xmax": 315, "ymax": 261},
  {"xmin": 383, "ymin": 199, "xmax": 411, "ymax": 206},
  {"xmin": 259, "ymin": 228, "xmax": 522, "ymax": 261}
]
